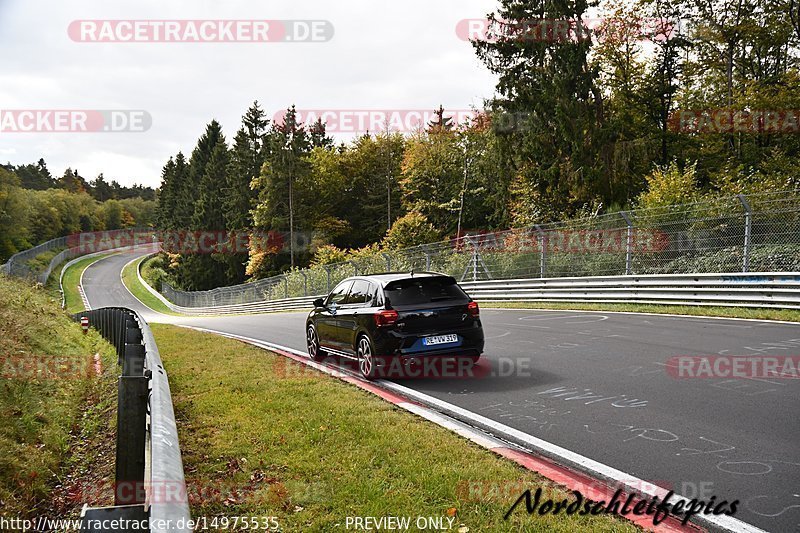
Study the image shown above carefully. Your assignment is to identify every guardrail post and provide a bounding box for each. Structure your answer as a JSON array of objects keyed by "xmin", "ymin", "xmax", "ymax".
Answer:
[
  {"xmin": 115, "ymin": 374, "xmax": 149, "ymax": 505},
  {"xmin": 620, "ymin": 211, "xmax": 633, "ymax": 275},
  {"xmin": 737, "ymin": 194, "xmax": 752, "ymax": 273},
  {"xmin": 123, "ymin": 324, "xmax": 145, "ymax": 376},
  {"xmin": 534, "ymin": 225, "xmax": 546, "ymax": 278}
]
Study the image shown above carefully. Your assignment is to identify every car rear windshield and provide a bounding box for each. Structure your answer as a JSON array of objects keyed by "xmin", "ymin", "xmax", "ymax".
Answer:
[{"xmin": 383, "ymin": 277, "xmax": 469, "ymax": 306}]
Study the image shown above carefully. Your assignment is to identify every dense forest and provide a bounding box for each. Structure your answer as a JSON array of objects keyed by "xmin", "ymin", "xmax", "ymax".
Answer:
[
  {"xmin": 151, "ymin": 0, "xmax": 798, "ymax": 290},
  {"xmin": 0, "ymin": 160, "xmax": 157, "ymax": 261}
]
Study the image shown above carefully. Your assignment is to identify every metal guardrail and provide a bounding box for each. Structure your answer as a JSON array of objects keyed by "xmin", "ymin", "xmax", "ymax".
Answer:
[
  {"xmin": 134, "ymin": 254, "xmax": 317, "ymax": 315},
  {"xmin": 72, "ymin": 308, "xmax": 190, "ymax": 532},
  {"xmin": 144, "ymin": 271, "xmax": 800, "ymax": 315},
  {"xmin": 1, "ymin": 228, "xmax": 153, "ymax": 285},
  {"xmin": 461, "ymin": 272, "xmax": 800, "ymax": 310}
]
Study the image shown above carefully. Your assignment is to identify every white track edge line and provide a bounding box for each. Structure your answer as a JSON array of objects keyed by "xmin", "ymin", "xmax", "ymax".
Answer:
[{"xmin": 119, "ymin": 254, "xmax": 171, "ymax": 317}]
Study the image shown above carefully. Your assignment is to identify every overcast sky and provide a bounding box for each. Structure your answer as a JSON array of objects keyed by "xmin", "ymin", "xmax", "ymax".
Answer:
[{"xmin": 0, "ymin": 0, "xmax": 499, "ymax": 188}]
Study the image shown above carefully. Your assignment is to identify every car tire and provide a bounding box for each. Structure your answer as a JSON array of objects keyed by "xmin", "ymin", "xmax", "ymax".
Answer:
[
  {"xmin": 306, "ymin": 323, "xmax": 327, "ymax": 362},
  {"xmin": 356, "ymin": 334, "xmax": 378, "ymax": 380}
]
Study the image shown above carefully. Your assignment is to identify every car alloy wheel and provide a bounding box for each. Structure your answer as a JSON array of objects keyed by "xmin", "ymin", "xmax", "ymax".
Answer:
[
  {"xmin": 357, "ymin": 335, "xmax": 376, "ymax": 380},
  {"xmin": 306, "ymin": 324, "xmax": 324, "ymax": 361}
]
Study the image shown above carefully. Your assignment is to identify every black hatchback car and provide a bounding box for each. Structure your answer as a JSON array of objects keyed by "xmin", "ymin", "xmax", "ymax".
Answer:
[{"xmin": 306, "ymin": 272, "xmax": 484, "ymax": 379}]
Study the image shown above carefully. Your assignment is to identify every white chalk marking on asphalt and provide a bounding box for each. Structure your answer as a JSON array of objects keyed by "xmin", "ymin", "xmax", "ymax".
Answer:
[
  {"xmin": 496, "ymin": 322, "xmax": 551, "ymax": 329},
  {"xmin": 484, "ymin": 330, "xmax": 511, "ymax": 339}
]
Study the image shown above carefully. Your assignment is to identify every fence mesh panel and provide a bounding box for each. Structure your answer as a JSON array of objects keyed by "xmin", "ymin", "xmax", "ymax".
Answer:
[{"xmin": 157, "ymin": 190, "xmax": 800, "ymax": 307}]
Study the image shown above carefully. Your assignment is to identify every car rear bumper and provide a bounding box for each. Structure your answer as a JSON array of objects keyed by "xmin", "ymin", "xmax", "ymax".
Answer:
[{"xmin": 373, "ymin": 325, "xmax": 484, "ymax": 358}]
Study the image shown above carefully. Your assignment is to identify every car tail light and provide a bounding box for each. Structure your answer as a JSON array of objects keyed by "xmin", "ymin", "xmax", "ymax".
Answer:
[
  {"xmin": 467, "ymin": 301, "xmax": 480, "ymax": 317},
  {"xmin": 375, "ymin": 309, "xmax": 399, "ymax": 327}
]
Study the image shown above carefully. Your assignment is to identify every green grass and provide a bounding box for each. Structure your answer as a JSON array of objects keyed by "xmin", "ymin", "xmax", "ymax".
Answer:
[
  {"xmin": 153, "ymin": 324, "xmax": 638, "ymax": 532},
  {"xmin": 139, "ymin": 255, "xmax": 162, "ymax": 291},
  {"xmin": 121, "ymin": 255, "xmax": 177, "ymax": 315},
  {"xmin": 58, "ymin": 253, "xmax": 116, "ymax": 314},
  {"xmin": 24, "ymin": 247, "xmax": 65, "ymax": 275},
  {"xmin": 0, "ymin": 275, "xmax": 119, "ymax": 518},
  {"xmin": 481, "ymin": 301, "xmax": 800, "ymax": 322}
]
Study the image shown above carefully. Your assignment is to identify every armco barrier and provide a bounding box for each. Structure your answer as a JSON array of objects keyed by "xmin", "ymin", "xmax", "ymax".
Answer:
[
  {"xmin": 140, "ymin": 271, "xmax": 800, "ymax": 315},
  {"xmin": 134, "ymin": 254, "xmax": 320, "ymax": 315},
  {"xmin": 73, "ymin": 308, "xmax": 190, "ymax": 532},
  {"xmin": 460, "ymin": 272, "xmax": 800, "ymax": 309},
  {"xmin": 1, "ymin": 228, "xmax": 154, "ymax": 285}
]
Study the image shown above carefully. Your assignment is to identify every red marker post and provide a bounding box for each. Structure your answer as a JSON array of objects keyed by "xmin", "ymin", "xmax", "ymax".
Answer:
[{"xmin": 81, "ymin": 316, "xmax": 89, "ymax": 335}]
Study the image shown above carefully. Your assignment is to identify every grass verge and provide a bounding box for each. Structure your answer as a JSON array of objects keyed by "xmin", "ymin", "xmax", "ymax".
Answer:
[
  {"xmin": 0, "ymin": 274, "xmax": 119, "ymax": 518},
  {"xmin": 24, "ymin": 247, "xmax": 65, "ymax": 275},
  {"xmin": 482, "ymin": 300, "xmax": 800, "ymax": 322},
  {"xmin": 121, "ymin": 255, "xmax": 177, "ymax": 315},
  {"xmin": 153, "ymin": 324, "xmax": 638, "ymax": 532},
  {"xmin": 140, "ymin": 255, "xmax": 162, "ymax": 291}
]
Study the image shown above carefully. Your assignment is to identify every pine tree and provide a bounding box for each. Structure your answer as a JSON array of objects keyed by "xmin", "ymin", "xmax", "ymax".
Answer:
[
  {"xmin": 156, "ymin": 158, "xmax": 176, "ymax": 228},
  {"xmin": 473, "ymin": 0, "xmax": 609, "ymax": 219},
  {"xmin": 428, "ymin": 105, "xmax": 454, "ymax": 132},
  {"xmin": 223, "ymin": 102, "xmax": 269, "ymax": 283},
  {"xmin": 177, "ymin": 120, "xmax": 224, "ymax": 229},
  {"xmin": 225, "ymin": 102, "xmax": 269, "ymax": 231},
  {"xmin": 251, "ymin": 106, "xmax": 311, "ymax": 272},
  {"xmin": 173, "ymin": 121, "xmax": 229, "ymax": 289},
  {"xmin": 309, "ymin": 118, "xmax": 334, "ymax": 148},
  {"xmin": 184, "ymin": 139, "xmax": 231, "ymax": 289}
]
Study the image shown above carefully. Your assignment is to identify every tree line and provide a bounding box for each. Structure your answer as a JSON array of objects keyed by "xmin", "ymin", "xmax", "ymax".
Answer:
[
  {"xmin": 0, "ymin": 161, "xmax": 157, "ymax": 262},
  {"xmin": 155, "ymin": 0, "xmax": 799, "ymax": 291}
]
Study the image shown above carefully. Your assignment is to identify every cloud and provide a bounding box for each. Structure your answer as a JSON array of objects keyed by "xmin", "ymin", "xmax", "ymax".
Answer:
[{"xmin": 0, "ymin": 0, "xmax": 498, "ymax": 187}]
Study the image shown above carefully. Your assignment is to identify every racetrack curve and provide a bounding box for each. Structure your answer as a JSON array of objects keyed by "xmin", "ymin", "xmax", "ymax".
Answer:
[{"xmin": 82, "ymin": 250, "xmax": 800, "ymax": 532}]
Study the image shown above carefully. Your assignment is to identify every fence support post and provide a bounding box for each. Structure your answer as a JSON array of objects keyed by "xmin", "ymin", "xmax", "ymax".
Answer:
[
  {"xmin": 382, "ymin": 253, "xmax": 392, "ymax": 272},
  {"xmin": 300, "ymin": 271, "xmax": 308, "ymax": 296},
  {"xmin": 325, "ymin": 266, "xmax": 332, "ymax": 293},
  {"xmin": 283, "ymin": 276, "xmax": 288, "ymax": 299},
  {"xmin": 534, "ymin": 225, "xmax": 546, "ymax": 278},
  {"xmin": 620, "ymin": 211, "xmax": 633, "ymax": 275},
  {"xmin": 350, "ymin": 260, "xmax": 359, "ymax": 276},
  {"xmin": 737, "ymin": 194, "xmax": 752, "ymax": 273},
  {"xmin": 424, "ymin": 247, "xmax": 431, "ymax": 271},
  {"xmin": 465, "ymin": 236, "xmax": 478, "ymax": 282}
]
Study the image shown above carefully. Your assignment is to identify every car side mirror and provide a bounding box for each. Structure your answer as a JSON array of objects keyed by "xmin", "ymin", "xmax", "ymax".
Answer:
[{"xmin": 313, "ymin": 298, "xmax": 325, "ymax": 308}]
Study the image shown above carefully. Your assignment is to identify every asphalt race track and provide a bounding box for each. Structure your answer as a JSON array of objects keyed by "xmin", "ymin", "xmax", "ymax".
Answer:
[{"xmin": 83, "ymin": 251, "xmax": 800, "ymax": 532}]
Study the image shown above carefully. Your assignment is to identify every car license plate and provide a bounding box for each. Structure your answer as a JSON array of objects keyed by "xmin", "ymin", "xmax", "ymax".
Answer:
[{"xmin": 423, "ymin": 334, "xmax": 458, "ymax": 346}]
